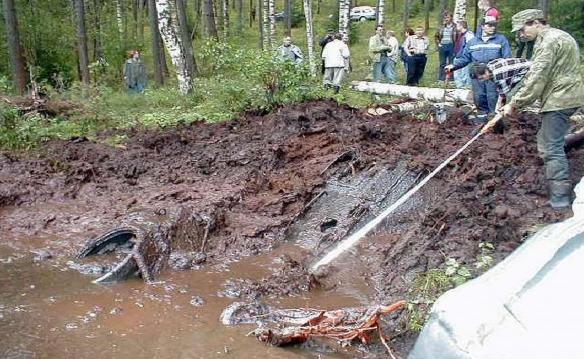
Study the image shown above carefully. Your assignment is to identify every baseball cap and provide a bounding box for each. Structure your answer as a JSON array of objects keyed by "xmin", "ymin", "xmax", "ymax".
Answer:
[
  {"xmin": 483, "ymin": 15, "xmax": 497, "ymax": 25},
  {"xmin": 511, "ymin": 9, "xmax": 545, "ymax": 32}
]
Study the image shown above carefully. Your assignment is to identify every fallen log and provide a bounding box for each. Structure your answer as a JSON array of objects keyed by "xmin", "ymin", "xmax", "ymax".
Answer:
[
  {"xmin": 350, "ymin": 81, "xmax": 473, "ymax": 104},
  {"xmin": 352, "ymin": 83, "xmax": 584, "ymax": 126}
]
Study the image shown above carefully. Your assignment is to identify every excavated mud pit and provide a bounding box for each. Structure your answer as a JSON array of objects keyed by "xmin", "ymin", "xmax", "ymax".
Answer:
[{"xmin": 2, "ymin": 99, "xmax": 584, "ymax": 358}]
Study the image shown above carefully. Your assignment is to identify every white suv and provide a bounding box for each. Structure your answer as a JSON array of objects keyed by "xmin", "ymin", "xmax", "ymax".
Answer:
[{"xmin": 349, "ymin": 6, "xmax": 376, "ymax": 21}]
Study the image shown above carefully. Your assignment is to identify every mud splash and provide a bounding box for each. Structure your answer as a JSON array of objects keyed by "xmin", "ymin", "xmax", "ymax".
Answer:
[{"xmin": 1, "ymin": 100, "xmax": 583, "ymax": 357}]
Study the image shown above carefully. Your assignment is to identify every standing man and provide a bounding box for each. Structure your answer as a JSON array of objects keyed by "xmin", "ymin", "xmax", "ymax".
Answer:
[
  {"xmin": 322, "ymin": 33, "xmax": 350, "ymax": 94},
  {"xmin": 453, "ymin": 20, "xmax": 475, "ymax": 89},
  {"xmin": 476, "ymin": 0, "xmax": 499, "ymax": 37},
  {"xmin": 123, "ymin": 50, "xmax": 147, "ymax": 94},
  {"xmin": 277, "ymin": 36, "xmax": 304, "ymax": 65},
  {"xmin": 319, "ymin": 29, "xmax": 335, "ymax": 74},
  {"xmin": 403, "ymin": 26, "xmax": 429, "ymax": 86},
  {"xmin": 489, "ymin": 9, "xmax": 584, "ymax": 208},
  {"xmin": 435, "ymin": 13, "xmax": 456, "ymax": 82},
  {"xmin": 386, "ymin": 30, "xmax": 400, "ymax": 83},
  {"xmin": 368, "ymin": 25, "xmax": 392, "ymax": 83},
  {"xmin": 445, "ymin": 17, "xmax": 511, "ymax": 120}
]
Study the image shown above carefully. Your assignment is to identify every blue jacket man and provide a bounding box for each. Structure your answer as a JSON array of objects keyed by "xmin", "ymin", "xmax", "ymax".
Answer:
[{"xmin": 446, "ymin": 18, "xmax": 511, "ymax": 117}]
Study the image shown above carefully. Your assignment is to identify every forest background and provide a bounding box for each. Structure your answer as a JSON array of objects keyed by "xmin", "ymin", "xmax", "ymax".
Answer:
[{"xmin": 0, "ymin": 0, "xmax": 583, "ymax": 150}]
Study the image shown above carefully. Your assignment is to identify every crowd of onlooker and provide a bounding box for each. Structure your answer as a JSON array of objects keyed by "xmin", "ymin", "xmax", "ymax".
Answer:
[{"xmin": 274, "ymin": 0, "xmax": 545, "ymax": 119}]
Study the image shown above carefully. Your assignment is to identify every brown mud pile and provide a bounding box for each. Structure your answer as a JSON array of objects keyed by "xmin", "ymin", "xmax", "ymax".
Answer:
[{"xmin": 1, "ymin": 99, "xmax": 583, "ymax": 356}]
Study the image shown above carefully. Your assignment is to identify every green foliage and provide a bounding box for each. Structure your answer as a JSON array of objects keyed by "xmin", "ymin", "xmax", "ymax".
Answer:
[
  {"xmin": 199, "ymin": 40, "xmax": 325, "ymax": 111},
  {"xmin": 0, "ymin": 103, "xmax": 99, "ymax": 150},
  {"xmin": 407, "ymin": 242, "xmax": 497, "ymax": 332},
  {"xmin": 0, "ymin": 76, "xmax": 13, "ymax": 94},
  {"xmin": 290, "ymin": 1, "xmax": 306, "ymax": 28}
]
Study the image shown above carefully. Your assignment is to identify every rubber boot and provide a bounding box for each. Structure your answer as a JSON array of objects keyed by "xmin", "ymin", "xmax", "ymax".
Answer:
[
  {"xmin": 333, "ymin": 86, "xmax": 340, "ymax": 94},
  {"xmin": 548, "ymin": 180, "xmax": 573, "ymax": 209}
]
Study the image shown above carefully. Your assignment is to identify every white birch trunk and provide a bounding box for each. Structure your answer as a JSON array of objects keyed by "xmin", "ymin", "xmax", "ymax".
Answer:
[
  {"xmin": 268, "ymin": 0, "xmax": 275, "ymax": 43},
  {"xmin": 116, "ymin": 0, "xmax": 124, "ymax": 36},
  {"xmin": 368, "ymin": 101, "xmax": 432, "ymax": 115},
  {"xmin": 350, "ymin": 81, "xmax": 474, "ymax": 104},
  {"xmin": 222, "ymin": 0, "xmax": 229, "ymax": 38},
  {"xmin": 338, "ymin": 0, "xmax": 343, "ymax": 33},
  {"xmin": 376, "ymin": 0, "xmax": 384, "ymax": 26},
  {"xmin": 155, "ymin": 0, "xmax": 193, "ymax": 94},
  {"xmin": 452, "ymin": 0, "xmax": 466, "ymax": 23},
  {"xmin": 262, "ymin": 0, "xmax": 269, "ymax": 47},
  {"xmin": 339, "ymin": 0, "xmax": 350, "ymax": 38},
  {"xmin": 302, "ymin": 0, "xmax": 315, "ymax": 75}
]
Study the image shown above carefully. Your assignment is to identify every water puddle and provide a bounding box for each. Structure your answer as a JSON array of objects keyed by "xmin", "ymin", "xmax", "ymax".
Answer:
[{"xmin": 0, "ymin": 243, "xmax": 373, "ymax": 358}]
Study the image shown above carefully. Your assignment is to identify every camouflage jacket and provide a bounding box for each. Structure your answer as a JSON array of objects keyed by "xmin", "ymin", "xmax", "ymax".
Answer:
[
  {"xmin": 368, "ymin": 34, "xmax": 390, "ymax": 63},
  {"xmin": 510, "ymin": 27, "xmax": 584, "ymax": 112}
]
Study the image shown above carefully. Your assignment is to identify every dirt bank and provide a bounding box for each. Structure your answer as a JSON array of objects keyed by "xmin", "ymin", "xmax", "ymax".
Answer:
[{"xmin": 1, "ymin": 100, "xmax": 583, "ymax": 357}]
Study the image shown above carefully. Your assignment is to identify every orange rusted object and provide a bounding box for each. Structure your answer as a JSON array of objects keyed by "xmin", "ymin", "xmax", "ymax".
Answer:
[{"xmin": 250, "ymin": 300, "xmax": 406, "ymax": 357}]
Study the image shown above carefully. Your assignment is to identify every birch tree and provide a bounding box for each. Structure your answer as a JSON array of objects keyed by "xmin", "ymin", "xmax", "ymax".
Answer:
[
  {"xmin": 338, "ymin": 0, "xmax": 349, "ymax": 38},
  {"xmin": 222, "ymin": 0, "xmax": 229, "ymax": 38},
  {"xmin": 453, "ymin": 0, "xmax": 466, "ymax": 22},
  {"xmin": 116, "ymin": 0, "xmax": 125, "ymax": 39},
  {"xmin": 302, "ymin": 0, "xmax": 315, "ymax": 75},
  {"xmin": 148, "ymin": 0, "xmax": 165, "ymax": 84},
  {"xmin": 74, "ymin": 0, "xmax": 90, "ymax": 84},
  {"xmin": 155, "ymin": 0, "xmax": 194, "ymax": 94},
  {"xmin": 2, "ymin": 0, "xmax": 27, "ymax": 94},
  {"xmin": 376, "ymin": 0, "xmax": 384, "ymax": 26},
  {"xmin": 268, "ymin": 0, "xmax": 275, "ymax": 42},
  {"xmin": 262, "ymin": 0, "xmax": 270, "ymax": 47}
]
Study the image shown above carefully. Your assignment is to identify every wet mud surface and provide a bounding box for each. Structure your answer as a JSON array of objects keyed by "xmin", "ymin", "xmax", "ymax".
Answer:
[{"xmin": 1, "ymin": 99, "xmax": 583, "ymax": 357}]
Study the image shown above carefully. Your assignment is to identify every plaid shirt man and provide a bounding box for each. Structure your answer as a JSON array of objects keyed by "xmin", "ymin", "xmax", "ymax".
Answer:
[{"xmin": 487, "ymin": 58, "xmax": 532, "ymax": 98}]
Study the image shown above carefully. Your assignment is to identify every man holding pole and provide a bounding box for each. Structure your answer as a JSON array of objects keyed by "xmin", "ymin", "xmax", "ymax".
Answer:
[{"xmin": 485, "ymin": 9, "xmax": 584, "ymax": 208}]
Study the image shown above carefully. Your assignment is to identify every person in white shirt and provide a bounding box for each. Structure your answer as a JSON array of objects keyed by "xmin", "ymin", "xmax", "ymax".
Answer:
[
  {"xmin": 403, "ymin": 26, "xmax": 429, "ymax": 86},
  {"xmin": 322, "ymin": 33, "xmax": 351, "ymax": 94}
]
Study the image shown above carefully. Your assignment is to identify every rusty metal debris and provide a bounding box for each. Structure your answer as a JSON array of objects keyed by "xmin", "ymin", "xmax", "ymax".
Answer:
[
  {"xmin": 246, "ymin": 300, "xmax": 406, "ymax": 357},
  {"xmin": 76, "ymin": 224, "xmax": 171, "ymax": 284}
]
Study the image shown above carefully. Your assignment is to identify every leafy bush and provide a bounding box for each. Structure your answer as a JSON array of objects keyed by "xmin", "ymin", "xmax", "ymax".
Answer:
[{"xmin": 199, "ymin": 40, "xmax": 326, "ymax": 110}]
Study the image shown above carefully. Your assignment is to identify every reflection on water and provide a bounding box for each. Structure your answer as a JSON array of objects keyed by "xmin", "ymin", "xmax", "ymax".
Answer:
[{"xmin": 0, "ymin": 244, "xmax": 373, "ymax": 359}]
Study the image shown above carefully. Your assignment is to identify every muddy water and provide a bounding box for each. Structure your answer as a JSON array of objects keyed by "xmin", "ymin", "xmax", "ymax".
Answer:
[{"xmin": 0, "ymin": 242, "xmax": 374, "ymax": 359}]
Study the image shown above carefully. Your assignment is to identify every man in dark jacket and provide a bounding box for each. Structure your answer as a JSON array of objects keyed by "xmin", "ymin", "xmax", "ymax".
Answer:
[
  {"xmin": 445, "ymin": 17, "xmax": 511, "ymax": 118},
  {"xmin": 123, "ymin": 50, "xmax": 147, "ymax": 94}
]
